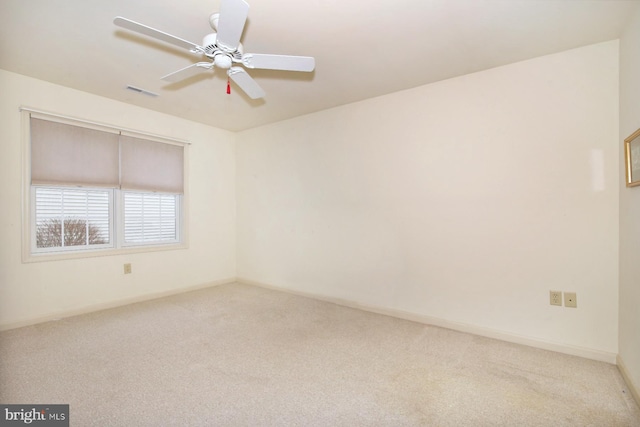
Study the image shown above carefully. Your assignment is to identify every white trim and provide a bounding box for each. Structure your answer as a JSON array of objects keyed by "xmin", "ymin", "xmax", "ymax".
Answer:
[
  {"xmin": 0, "ymin": 278, "xmax": 235, "ymax": 331},
  {"xmin": 617, "ymin": 354, "xmax": 640, "ymax": 407},
  {"xmin": 23, "ymin": 242, "xmax": 187, "ymax": 263},
  {"xmin": 181, "ymin": 144, "xmax": 190, "ymax": 249},
  {"xmin": 121, "ymin": 191, "xmax": 181, "ymax": 247},
  {"xmin": 27, "ymin": 110, "xmax": 120, "ymax": 135},
  {"xmin": 237, "ymin": 278, "xmax": 618, "ymax": 364},
  {"xmin": 30, "ymin": 186, "xmax": 115, "ymax": 254},
  {"xmin": 25, "ymin": 185, "xmax": 185, "ymax": 263},
  {"xmin": 119, "ymin": 130, "xmax": 187, "ymax": 147},
  {"xmin": 21, "ymin": 109, "xmax": 32, "ymax": 263},
  {"xmin": 21, "ymin": 109, "xmax": 190, "ymax": 263},
  {"xmin": 2, "ymin": 277, "xmax": 623, "ymax": 367},
  {"xmin": 19, "ymin": 106, "xmax": 190, "ymax": 145}
]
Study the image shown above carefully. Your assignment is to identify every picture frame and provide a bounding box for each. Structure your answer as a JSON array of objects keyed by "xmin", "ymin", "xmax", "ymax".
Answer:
[{"xmin": 624, "ymin": 128, "xmax": 640, "ymax": 187}]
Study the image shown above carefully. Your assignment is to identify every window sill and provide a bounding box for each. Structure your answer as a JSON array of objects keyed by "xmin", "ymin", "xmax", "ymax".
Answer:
[{"xmin": 22, "ymin": 243, "xmax": 188, "ymax": 263}]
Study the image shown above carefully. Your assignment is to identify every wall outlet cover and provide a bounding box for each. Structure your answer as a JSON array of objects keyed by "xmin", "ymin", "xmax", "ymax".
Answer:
[
  {"xmin": 124, "ymin": 263, "xmax": 132, "ymax": 274},
  {"xmin": 564, "ymin": 292, "xmax": 577, "ymax": 308},
  {"xmin": 550, "ymin": 290, "xmax": 562, "ymax": 306}
]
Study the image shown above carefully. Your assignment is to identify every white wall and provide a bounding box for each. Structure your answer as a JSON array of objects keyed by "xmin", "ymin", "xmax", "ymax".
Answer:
[
  {"xmin": 0, "ymin": 40, "xmax": 625, "ymax": 364},
  {"xmin": 237, "ymin": 41, "xmax": 620, "ymax": 357},
  {"xmin": 0, "ymin": 70, "xmax": 236, "ymax": 329},
  {"xmin": 619, "ymin": 6, "xmax": 640, "ymax": 399}
]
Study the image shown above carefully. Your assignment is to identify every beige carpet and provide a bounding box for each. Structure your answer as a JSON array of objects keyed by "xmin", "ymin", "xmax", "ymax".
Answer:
[{"xmin": 1, "ymin": 283, "xmax": 638, "ymax": 426}]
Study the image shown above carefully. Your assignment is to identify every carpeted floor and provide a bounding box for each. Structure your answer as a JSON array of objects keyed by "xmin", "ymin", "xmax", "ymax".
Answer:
[{"xmin": 1, "ymin": 282, "xmax": 638, "ymax": 426}]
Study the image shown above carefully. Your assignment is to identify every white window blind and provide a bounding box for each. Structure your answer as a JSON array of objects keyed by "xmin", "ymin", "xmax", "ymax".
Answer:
[
  {"xmin": 34, "ymin": 187, "xmax": 111, "ymax": 250},
  {"xmin": 123, "ymin": 192, "xmax": 178, "ymax": 244}
]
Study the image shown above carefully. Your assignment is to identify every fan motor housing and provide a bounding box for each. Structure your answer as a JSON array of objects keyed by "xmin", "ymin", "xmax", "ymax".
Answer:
[
  {"xmin": 202, "ymin": 33, "xmax": 218, "ymax": 55},
  {"xmin": 113, "ymin": 0, "xmax": 315, "ymax": 100},
  {"xmin": 202, "ymin": 33, "xmax": 243, "ymax": 61}
]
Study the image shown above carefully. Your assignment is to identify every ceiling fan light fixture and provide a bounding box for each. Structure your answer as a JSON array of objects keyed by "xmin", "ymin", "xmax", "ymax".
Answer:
[
  {"xmin": 214, "ymin": 54, "xmax": 233, "ymax": 69},
  {"xmin": 114, "ymin": 0, "xmax": 315, "ymax": 100}
]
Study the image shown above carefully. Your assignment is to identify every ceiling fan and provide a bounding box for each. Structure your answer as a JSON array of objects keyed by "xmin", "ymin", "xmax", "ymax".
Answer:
[{"xmin": 114, "ymin": 0, "xmax": 315, "ymax": 99}]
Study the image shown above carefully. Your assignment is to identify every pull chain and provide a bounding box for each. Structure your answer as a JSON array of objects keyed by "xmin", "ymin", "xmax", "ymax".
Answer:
[{"xmin": 226, "ymin": 77, "xmax": 231, "ymax": 95}]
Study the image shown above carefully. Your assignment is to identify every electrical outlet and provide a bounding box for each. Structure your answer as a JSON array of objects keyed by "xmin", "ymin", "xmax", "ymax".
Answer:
[
  {"xmin": 550, "ymin": 291, "xmax": 562, "ymax": 306},
  {"xmin": 124, "ymin": 263, "xmax": 132, "ymax": 274},
  {"xmin": 564, "ymin": 292, "xmax": 577, "ymax": 308}
]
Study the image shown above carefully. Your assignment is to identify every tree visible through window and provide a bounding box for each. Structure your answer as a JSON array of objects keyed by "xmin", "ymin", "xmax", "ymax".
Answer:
[
  {"xmin": 34, "ymin": 187, "xmax": 111, "ymax": 250},
  {"xmin": 27, "ymin": 112, "xmax": 185, "ymax": 257},
  {"xmin": 36, "ymin": 218, "xmax": 107, "ymax": 248}
]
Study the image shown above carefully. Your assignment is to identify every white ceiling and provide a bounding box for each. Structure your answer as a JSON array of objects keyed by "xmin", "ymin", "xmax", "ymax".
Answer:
[{"xmin": 1, "ymin": 0, "xmax": 638, "ymax": 132}]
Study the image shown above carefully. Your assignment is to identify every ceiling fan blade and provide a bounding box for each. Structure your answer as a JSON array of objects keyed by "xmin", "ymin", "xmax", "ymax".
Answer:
[
  {"xmin": 114, "ymin": 17, "xmax": 203, "ymax": 53},
  {"xmin": 241, "ymin": 54, "xmax": 315, "ymax": 72},
  {"xmin": 215, "ymin": 0, "xmax": 249, "ymax": 52},
  {"xmin": 228, "ymin": 67, "xmax": 265, "ymax": 99},
  {"xmin": 161, "ymin": 62, "xmax": 213, "ymax": 82}
]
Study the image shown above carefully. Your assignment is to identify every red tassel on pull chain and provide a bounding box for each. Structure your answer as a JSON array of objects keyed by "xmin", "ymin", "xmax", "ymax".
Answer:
[{"xmin": 226, "ymin": 78, "xmax": 231, "ymax": 95}]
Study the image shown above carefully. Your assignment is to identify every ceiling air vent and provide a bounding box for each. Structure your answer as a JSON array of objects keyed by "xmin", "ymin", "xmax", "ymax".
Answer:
[{"xmin": 125, "ymin": 85, "xmax": 159, "ymax": 97}]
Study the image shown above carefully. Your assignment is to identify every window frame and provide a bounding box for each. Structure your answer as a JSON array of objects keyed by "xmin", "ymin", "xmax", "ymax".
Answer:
[
  {"xmin": 21, "ymin": 108, "xmax": 189, "ymax": 263},
  {"xmin": 120, "ymin": 190, "xmax": 182, "ymax": 248},
  {"xmin": 31, "ymin": 185, "xmax": 115, "ymax": 254}
]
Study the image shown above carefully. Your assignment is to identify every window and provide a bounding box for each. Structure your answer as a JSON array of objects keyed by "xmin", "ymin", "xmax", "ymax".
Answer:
[
  {"xmin": 123, "ymin": 191, "xmax": 179, "ymax": 245},
  {"xmin": 23, "ymin": 110, "xmax": 187, "ymax": 260},
  {"xmin": 34, "ymin": 187, "xmax": 112, "ymax": 251}
]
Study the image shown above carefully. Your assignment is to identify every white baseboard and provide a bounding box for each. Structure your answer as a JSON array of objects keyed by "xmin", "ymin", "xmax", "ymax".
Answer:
[
  {"xmin": 3, "ymin": 277, "xmax": 621, "ymax": 367},
  {"xmin": 0, "ymin": 278, "xmax": 235, "ymax": 331},
  {"xmin": 617, "ymin": 354, "xmax": 640, "ymax": 407},
  {"xmin": 237, "ymin": 278, "xmax": 618, "ymax": 364}
]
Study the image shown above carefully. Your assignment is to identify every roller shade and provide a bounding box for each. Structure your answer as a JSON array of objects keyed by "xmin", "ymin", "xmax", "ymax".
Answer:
[
  {"xmin": 120, "ymin": 135, "xmax": 184, "ymax": 193},
  {"xmin": 30, "ymin": 118, "xmax": 119, "ymax": 187},
  {"xmin": 30, "ymin": 116, "xmax": 185, "ymax": 193}
]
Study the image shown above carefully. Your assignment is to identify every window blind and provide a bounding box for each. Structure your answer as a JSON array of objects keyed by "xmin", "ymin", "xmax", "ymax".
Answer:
[
  {"xmin": 30, "ymin": 118, "xmax": 120, "ymax": 187},
  {"xmin": 120, "ymin": 135, "xmax": 184, "ymax": 193},
  {"xmin": 30, "ymin": 116, "xmax": 185, "ymax": 193},
  {"xmin": 123, "ymin": 192, "xmax": 178, "ymax": 243},
  {"xmin": 34, "ymin": 187, "xmax": 111, "ymax": 249}
]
